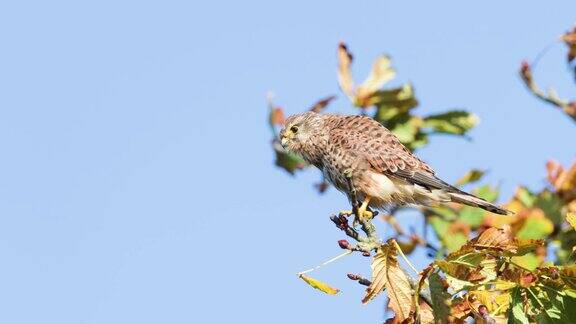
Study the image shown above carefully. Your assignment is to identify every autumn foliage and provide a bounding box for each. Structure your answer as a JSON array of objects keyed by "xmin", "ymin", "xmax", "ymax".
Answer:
[{"xmin": 269, "ymin": 27, "xmax": 576, "ymax": 323}]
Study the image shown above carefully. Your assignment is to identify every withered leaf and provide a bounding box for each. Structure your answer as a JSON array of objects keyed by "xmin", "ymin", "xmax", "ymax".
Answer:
[
  {"xmin": 356, "ymin": 55, "xmax": 396, "ymax": 107},
  {"xmin": 363, "ymin": 243, "xmax": 394, "ymax": 304},
  {"xmin": 362, "ymin": 241, "xmax": 414, "ymax": 321},
  {"xmin": 386, "ymin": 265, "xmax": 413, "ymax": 322},
  {"xmin": 473, "ymin": 227, "xmax": 515, "ymax": 252},
  {"xmin": 308, "ymin": 95, "xmax": 336, "ymax": 113},
  {"xmin": 562, "ymin": 27, "xmax": 576, "ymax": 63},
  {"xmin": 560, "ymin": 265, "xmax": 576, "ymax": 290},
  {"xmin": 269, "ymin": 107, "xmax": 286, "ymax": 126},
  {"xmin": 337, "ymin": 42, "xmax": 355, "ymax": 101}
]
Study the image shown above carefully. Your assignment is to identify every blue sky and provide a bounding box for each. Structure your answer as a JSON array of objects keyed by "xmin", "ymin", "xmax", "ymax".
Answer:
[{"xmin": 0, "ymin": 1, "xmax": 575, "ymax": 323}]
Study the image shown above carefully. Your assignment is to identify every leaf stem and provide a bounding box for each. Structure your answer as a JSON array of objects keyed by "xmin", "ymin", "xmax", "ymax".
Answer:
[
  {"xmin": 508, "ymin": 258, "xmax": 533, "ymax": 273},
  {"xmin": 392, "ymin": 238, "xmax": 419, "ymax": 275},
  {"xmin": 297, "ymin": 250, "xmax": 353, "ymax": 276}
]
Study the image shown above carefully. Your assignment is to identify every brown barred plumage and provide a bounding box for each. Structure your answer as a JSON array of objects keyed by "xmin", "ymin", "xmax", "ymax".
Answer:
[{"xmin": 279, "ymin": 112, "xmax": 510, "ymax": 215}]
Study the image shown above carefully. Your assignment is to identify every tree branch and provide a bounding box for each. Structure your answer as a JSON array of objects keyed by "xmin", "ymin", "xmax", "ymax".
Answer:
[{"xmin": 520, "ymin": 61, "xmax": 576, "ymax": 122}]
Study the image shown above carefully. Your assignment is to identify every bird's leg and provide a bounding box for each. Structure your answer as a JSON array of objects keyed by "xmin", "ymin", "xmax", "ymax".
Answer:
[
  {"xmin": 357, "ymin": 197, "xmax": 373, "ymax": 219},
  {"xmin": 351, "ymin": 196, "xmax": 373, "ymax": 227},
  {"xmin": 339, "ymin": 168, "xmax": 359, "ymax": 218}
]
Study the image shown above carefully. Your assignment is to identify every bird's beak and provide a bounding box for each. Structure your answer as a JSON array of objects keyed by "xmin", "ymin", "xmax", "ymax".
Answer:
[{"xmin": 280, "ymin": 135, "xmax": 288, "ymax": 148}]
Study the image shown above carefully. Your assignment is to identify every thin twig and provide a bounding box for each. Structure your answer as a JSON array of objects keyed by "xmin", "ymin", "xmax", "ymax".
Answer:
[{"xmin": 520, "ymin": 61, "xmax": 576, "ymax": 122}]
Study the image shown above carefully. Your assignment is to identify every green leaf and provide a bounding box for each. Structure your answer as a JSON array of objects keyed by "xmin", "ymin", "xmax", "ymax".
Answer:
[
  {"xmin": 273, "ymin": 142, "xmax": 307, "ymax": 175},
  {"xmin": 429, "ymin": 216, "xmax": 468, "ymax": 252},
  {"xmin": 534, "ymin": 190, "xmax": 564, "ymax": 225},
  {"xmin": 372, "ymin": 83, "xmax": 418, "ymax": 120},
  {"xmin": 429, "ymin": 272, "xmax": 450, "ymax": 323},
  {"xmin": 511, "ymin": 253, "xmax": 541, "ymax": 271},
  {"xmin": 390, "ymin": 116, "xmax": 423, "ymax": 144},
  {"xmin": 429, "ymin": 216, "xmax": 450, "ymax": 236},
  {"xmin": 428, "ymin": 207, "xmax": 459, "ymax": 220},
  {"xmin": 406, "ymin": 132, "xmax": 429, "ymax": 151},
  {"xmin": 298, "ymin": 274, "xmax": 340, "ymax": 295},
  {"xmin": 531, "ymin": 284, "xmax": 576, "ymax": 323},
  {"xmin": 474, "ymin": 184, "xmax": 499, "ymax": 202},
  {"xmin": 516, "ymin": 211, "xmax": 554, "ymax": 240},
  {"xmin": 516, "ymin": 187, "xmax": 536, "ymax": 207},
  {"xmin": 423, "ymin": 110, "xmax": 479, "ymax": 135},
  {"xmin": 446, "ymin": 233, "xmax": 469, "ymax": 253},
  {"xmin": 444, "ymin": 273, "xmax": 474, "ymax": 291},
  {"xmin": 508, "ymin": 287, "xmax": 530, "ymax": 324},
  {"xmin": 447, "ymin": 251, "xmax": 484, "ymax": 267},
  {"xmin": 458, "ymin": 206, "xmax": 486, "ymax": 227},
  {"xmin": 455, "ymin": 169, "xmax": 486, "ymax": 187}
]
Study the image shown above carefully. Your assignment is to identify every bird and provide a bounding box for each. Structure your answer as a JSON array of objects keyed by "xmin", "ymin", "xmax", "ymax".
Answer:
[{"xmin": 279, "ymin": 111, "xmax": 511, "ymax": 220}]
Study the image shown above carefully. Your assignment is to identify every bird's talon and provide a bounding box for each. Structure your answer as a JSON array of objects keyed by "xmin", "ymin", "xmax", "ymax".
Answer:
[{"xmin": 339, "ymin": 210, "xmax": 353, "ymax": 217}]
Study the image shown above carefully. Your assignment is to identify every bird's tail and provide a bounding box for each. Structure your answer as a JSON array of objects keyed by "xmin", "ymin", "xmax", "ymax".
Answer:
[{"xmin": 448, "ymin": 192, "xmax": 512, "ymax": 215}]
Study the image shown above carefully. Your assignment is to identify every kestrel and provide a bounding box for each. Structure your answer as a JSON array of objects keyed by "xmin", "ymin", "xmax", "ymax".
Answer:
[{"xmin": 279, "ymin": 112, "xmax": 510, "ymax": 219}]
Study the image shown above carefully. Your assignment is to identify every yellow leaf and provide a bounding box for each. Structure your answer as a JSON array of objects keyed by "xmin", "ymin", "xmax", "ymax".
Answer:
[
  {"xmin": 567, "ymin": 212, "xmax": 576, "ymax": 231},
  {"xmin": 515, "ymin": 208, "xmax": 554, "ymax": 240},
  {"xmin": 470, "ymin": 290, "xmax": 511, "ymax": 315},
  {"xmin": 298, "ymin": 274, "xmax": 340, "ymax": 295},
  {"xmin": 455, "ymin": 169, "xmax": 485, "ymax": 187},
  {"xmin": 511, "ymin": 253, "xmax": 541, "ymax": 271},
  {"xmin": 492, "ymin": 280, "xmax": 518, "ymax": 291},
  {"xmin": 356, "ymin": 55, "xmax": 396, "ymax": 106}
]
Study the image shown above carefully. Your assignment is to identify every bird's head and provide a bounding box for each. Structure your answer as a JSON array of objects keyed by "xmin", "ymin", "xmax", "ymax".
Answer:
[{"xmin": 279, "ymin": 111, "xmax": 325, "ymax": 155}]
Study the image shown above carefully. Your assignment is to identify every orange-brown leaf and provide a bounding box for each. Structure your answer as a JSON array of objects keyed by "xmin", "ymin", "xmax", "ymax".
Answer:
[
  {"xmin": 270, "ymin": 107, "xmax": 286, "ymax": 125},
  {"xmin": 562, "ymin": 27, "xmax": 576, "ymax": 63},
  {"xmin": 308, "ymin": 95, "xmax": 336, "ymax": 113},
  {"xmin": 473, "ymin": 227, "xmax": 516, "ymax": 252}
]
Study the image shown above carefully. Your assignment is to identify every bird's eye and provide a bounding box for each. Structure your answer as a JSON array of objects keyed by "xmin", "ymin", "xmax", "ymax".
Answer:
[{"xmin": 290, "ymin": 125, "xmax": 299, "ymax": 133}]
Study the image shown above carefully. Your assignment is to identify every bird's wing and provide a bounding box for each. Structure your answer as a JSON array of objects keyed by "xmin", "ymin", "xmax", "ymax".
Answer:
[
  {"xmin": 329, "ymin": 115, "xmax": 431, "ymax": 172},
  {"xmin": 329, "ymin": 115, "xmax": 465, "ymax": 193}
]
